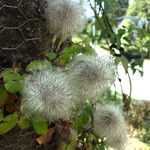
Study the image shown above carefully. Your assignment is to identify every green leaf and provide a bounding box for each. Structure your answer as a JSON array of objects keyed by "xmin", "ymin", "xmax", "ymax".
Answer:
[
  {"xmin": 134, "ymin": 58, "xmax": 144, "ymax": 67},
  {"xmin": 3, "ymin": 71, "xmax": 23, "ymax": 83},
  {"xmin": 19, "ymin": 118, "xmax": 30, "ymax": 129},
  {"xmin": 99, "ymin": 28, "xmax": 109, "ymax": 40},
  {"xmin": 115, "ymin": 56, "xmax": 129, "ymax": 71},
  {"xmin": 99, "ymin": 143, "xmax": 105, "ymax": 150},
  {"xmin": 2, "ymin": 71, "xmax": 24, "ymax": 93},
  {"xmin": 59, "ymin": 46, "xmax": 81, "ymax": 65},
  {"xmin": 75, "ymin": 113, "xmax": 89, "ymax": 129},
  {"xmin": 0, "ymin": 113, "xmax": 19, "ymax": 134},
  {"xmin": 32, "ymin": 120, "xmax": 48, "ymax": 135},
  {"xmin": 0, "ymin": 69, "xmax": 15, "ymax": 78},
  {"xmin": 46, "ymin": 52, "xmax": 57, "ymax": 60},
  {"xmin": 95, "ymin": 0, "xmax": 103, "ymax": 5},
  {"xmin": 26, "ymin": 60, "xmax": 52, "ymax": 72},
  {"xmin": 118, "ymin": 29, "xmax": 126, "ymax": 36},
  {"xmin": 0, "ymin": 87, "xmax": 8, "ymax": 102},
  {"xmin": 84, "ymin": 103, "xmax": 93, "ymax": 117},
  {"xmin": 59, "ymin": 45, "xmax": 94, "ymax": 65},
  {"xmin": 5, "ymin": 80, "xmax": 23, "ymax": 93}
]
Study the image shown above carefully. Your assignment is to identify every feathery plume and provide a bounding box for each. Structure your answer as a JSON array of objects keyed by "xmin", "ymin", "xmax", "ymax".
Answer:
[
  {"xmin": 21, "ymin": 69, "xmax": 74, "ymax": 121},
  {"xmin": 93, "ymin": 104, "xmax": 128, "ymax": 149},
  {"xmin": 45, "ymin": 0, "xmax": 87, "ymax": 36},
  {"xmin": 67, "ymin": 55, "xmax": 116, "ymax": 104}
]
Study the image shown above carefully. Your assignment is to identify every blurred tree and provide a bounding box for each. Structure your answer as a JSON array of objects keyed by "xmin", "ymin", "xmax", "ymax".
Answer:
[
  {"xmin": 106, "ymin": 0, "xmax": 129, "ymax": 21},
  {"xmin": 126, "ymin": 0, "xmax": 150, "ymax": 21},
  {"xmin": 120, "ymin": 0, "xmax": 150, "ymax": 59},
  {"xmin": 118, "ymin": 0, "xmax": 129, "ymax": 17}
]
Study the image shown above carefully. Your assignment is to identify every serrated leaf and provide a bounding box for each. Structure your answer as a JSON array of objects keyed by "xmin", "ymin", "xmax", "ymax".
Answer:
[
  {"xmin": 26, "ymin": 60, "xmax": 52, "ymax": 72},
  {"xmin": 0, "ymin": 113, "xmax": 19, "ymax": 134},
  {"xmin": 5, "ymin": 80, "xmax": 23, "ymax": 93},
  {"xmin": 0, "ymin": 87, "xmax": 8, "ymax": 102},
  {"xmin": 19, "ymin": 117, "xmax": 30, "ymax": 129},
  {"xmin": 32, "ymin": 120, "xmax": 48, "ymax": 135}
]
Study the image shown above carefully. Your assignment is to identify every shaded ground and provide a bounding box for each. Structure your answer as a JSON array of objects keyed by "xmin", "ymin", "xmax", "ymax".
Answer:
[
  {"xmin": 0, "ymin": 127, "xmax": 149, "ymax": 150},
  {"xmin": 0, "ymin": 128, "xmax": 53, "ymax": 150}
]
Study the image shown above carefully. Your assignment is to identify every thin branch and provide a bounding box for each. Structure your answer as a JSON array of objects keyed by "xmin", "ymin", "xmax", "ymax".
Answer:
[{"xmin": 127, "ymin": 71, "xmax": 132, "ymax": 97}]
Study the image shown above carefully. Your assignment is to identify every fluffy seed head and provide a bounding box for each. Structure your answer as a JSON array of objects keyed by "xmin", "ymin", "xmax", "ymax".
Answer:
[
  {"xmin": 21, "ymin": 69, "xmax": 74, "ymax": 121},
  {"xmin": 67, "ymin": 55, "xmax": 116, "ymax": 103},
  {"xmin": 93, "ymin": 104, "xmax": 128, "ymax": 149},
  {"xmin": 45, "ymin": 0, "xmax": 87, "ymax": 36}
]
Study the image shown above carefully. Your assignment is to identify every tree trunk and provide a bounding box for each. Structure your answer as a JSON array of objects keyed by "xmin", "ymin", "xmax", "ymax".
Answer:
[
  {"xmin": 0, "ymin": 0, "xmax": 52, "ymax": 70},
  {"xmin": 0, "ymin": 0, "xmax": 56, "ymax": 149}
]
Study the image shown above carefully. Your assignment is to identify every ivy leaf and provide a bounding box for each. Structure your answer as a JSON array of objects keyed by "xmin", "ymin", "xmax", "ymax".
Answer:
[
  {"xmin": 0, "ymin": 113, "xmax": 19, "ymax": 134},
  {"xmin": 32, "ymin": 120, "xmax": 48, "ymax": 135},
  {"xmin": 26, "ymin": 60, "xmax": 52, "ymax": 72},
  {"xmin": 0, "ymin": 87, "xmax": 8, "ymax": 102},
  {"xmin": 5, "ymin": 80, "xmax": 23, "ymax": 94}
]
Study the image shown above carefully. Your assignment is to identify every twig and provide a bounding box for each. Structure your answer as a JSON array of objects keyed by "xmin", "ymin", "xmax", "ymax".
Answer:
[{"xmin": 127, "ymin": 70, "xmax": 132, "ymax": 98}]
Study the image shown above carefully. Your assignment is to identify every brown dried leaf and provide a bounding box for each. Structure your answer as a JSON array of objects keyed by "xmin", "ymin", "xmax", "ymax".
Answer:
[{"xmin": 36, "ymin": 127, "xmax": 55, "ymax": 145}]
